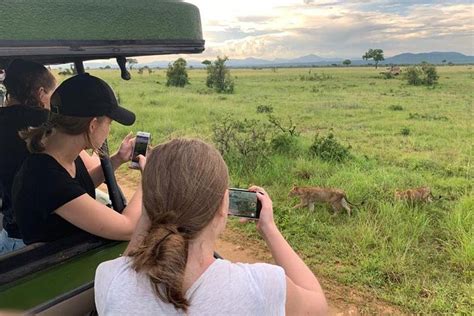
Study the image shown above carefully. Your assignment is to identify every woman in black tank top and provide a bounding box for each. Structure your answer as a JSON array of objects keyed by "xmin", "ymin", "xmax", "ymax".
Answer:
[{"xmin": 12, "ymin": 74, "xmax": 144, "ymax": 247}]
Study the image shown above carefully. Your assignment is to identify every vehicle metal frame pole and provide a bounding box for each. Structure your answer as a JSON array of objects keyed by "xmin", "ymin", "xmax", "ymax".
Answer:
[{"xmin": 74, "ymin": 59, "xmax": 126, "ymax": 212}]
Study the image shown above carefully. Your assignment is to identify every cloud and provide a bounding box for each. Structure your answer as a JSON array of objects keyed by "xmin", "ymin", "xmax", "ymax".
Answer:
[
  {"xmin": 237, "ymin": 16, "xmax": 274, "ymax": 23},
  {"xmin": 198, "ymin": 1, "xmax": 474, "ymax": 59}
]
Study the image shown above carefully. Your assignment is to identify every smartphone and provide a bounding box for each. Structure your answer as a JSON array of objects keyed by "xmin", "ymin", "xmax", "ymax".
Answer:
[
  {"xmin": 228, "ymin": 188, "xmax": 262, "ymax": 219},
  {"xmin": 130, "ymin": 131, "xmax": 151, "ymax": 169}
]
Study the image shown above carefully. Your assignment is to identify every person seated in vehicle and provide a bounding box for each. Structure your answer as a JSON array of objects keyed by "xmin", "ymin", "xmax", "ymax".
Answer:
[
  {"xmin": 0, "ymin": 60, "xmax": 104, "ymax": 255},
  {"xmin": 11, "ymin": 73, "xmax": 143, "ymax": 246},
  {"xmin": 95, "ymin": 138, "xmax": 328, "ymax": 315},
  {"xmin": 0, "ymin": 59, "xmax": 56, "ymax": 254}
]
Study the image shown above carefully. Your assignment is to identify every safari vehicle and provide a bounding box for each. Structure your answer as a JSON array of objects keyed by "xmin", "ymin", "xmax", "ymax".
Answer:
[{"xmin": 0, "ymin": 0, "xmax": 204, "ymax": 313}]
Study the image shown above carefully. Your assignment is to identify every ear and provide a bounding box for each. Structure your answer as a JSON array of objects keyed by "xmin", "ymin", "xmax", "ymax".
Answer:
[
  {"xmin": 89, "ymin": 117, "xmax": 99, "ymax": 133},
  {"xmin": 37, "ymin": 87, "xmax": 48, "ymax": 108},
  {"xmin": 217, "ymin": 189, "xmax": 229, "ymax": 218}
]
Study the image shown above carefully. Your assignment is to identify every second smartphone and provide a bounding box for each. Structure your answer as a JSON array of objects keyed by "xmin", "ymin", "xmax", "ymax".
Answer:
[{"xmin": 228, "ymin": 188, "xmax": 262, "ymax": 219}]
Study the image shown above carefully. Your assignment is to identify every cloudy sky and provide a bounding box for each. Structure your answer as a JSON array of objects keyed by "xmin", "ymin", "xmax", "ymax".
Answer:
[{"xmin": 182, "ymin": 0, "xmax": 473, "ymax": 60}]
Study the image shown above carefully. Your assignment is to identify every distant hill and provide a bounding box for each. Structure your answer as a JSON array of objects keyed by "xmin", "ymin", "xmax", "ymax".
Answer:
[
  {"xmin": 80, "ymin": 51, "xmax": 473, "ymax": 69},
  {"xmin": 384, "ymin": 52, "xmax": 473, "ymax": 65}
]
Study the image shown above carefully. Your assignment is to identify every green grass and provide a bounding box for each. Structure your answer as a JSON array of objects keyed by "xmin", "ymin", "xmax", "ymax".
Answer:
[{"xmin": 80, "ymin": 66, "xmax": 472, "ymax": 314}]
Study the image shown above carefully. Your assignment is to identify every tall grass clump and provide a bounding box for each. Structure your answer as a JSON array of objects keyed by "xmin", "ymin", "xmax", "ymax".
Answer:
[{"xmin": 440, "ymin": 195, "xmax": 474, "ymax": 274}]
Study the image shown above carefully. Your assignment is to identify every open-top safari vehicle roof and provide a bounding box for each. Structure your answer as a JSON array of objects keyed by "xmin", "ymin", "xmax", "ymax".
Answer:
[
  {"xmin": 0, "ymin": 0, "xmax": 204, "ymax": 313},
  {"xmin": 0, "ymin": 0, "xmax": 204, "ymax": 67}
]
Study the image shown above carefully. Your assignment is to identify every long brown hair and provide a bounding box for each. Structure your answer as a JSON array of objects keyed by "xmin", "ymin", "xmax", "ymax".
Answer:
[
  {"xmin": 3, "ymin": 59, "xmax": 56, "ymax": 107},
  {"xmin": 20, "ymin": 113, "xmax": 102, "ymax": 153},
  {"xmin": 129, "ymin": 138, "xmax": 229, "ymax": 312}
]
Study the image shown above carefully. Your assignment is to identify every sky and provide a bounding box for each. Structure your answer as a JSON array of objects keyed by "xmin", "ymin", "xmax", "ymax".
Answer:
[{"xmin": 169, "ymin": 0, "xmax": 474, "ymax": 61}]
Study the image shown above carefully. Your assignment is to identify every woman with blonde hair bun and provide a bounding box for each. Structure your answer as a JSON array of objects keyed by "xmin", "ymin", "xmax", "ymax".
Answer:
[{"xmin": 95, "ymin": 138, "xmax": 327, "ymax": 315}]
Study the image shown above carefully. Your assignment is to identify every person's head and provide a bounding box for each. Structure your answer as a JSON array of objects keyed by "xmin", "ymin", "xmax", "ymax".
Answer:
[
  {"xmin": 21, "ymin": 73, "xmax": 135, "ymax": 153},
  {"xmin": 3, "ymin": 59, "xmax": 56, "ymax": 108},
  {"xmin": 129, "ymin": 138, "xmax": 230, "ymax": 312}
]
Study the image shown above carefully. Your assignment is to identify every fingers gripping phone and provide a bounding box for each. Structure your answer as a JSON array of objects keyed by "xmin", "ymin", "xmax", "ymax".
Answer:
[
  {"xmin": 228, "ymin": 188, "xmax": 262, "ymax": 219},
  {"xmin": 130, "ymin": 132, "xmax": 151, "ymax": 169}
]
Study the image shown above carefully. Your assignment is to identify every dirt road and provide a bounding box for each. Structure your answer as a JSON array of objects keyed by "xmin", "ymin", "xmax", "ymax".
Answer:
[{"xmin": 102, "ymin": 174, "xmax": 404, "ymax": 315}]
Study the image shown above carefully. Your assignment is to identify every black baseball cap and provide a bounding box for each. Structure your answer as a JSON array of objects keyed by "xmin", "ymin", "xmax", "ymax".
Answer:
[{"xmin": 50, "ymin": 73, "xmax": 135, "ymax": 126}]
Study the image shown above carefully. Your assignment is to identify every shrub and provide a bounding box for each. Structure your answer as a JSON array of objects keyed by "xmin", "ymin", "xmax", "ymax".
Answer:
[
  {"xmin": 408, "ymin": 112, "xmax": 448, "ymax": 121},
  {"xmin": 267, "ymin": 114, "xmax": 299, "ymax": 136},
  {"xmin": 211, "ymin": 116, "xmax": 271, "ymax": 165},
  {"xmin": 405, "ymin": 67, "xmax": 423, "ymax": 85},
  {"xmin": 400, "ymin": 127, "xmax": 411, "ymax": 136},
  {"xmin": 309, "ymin": 133, "xmax": 351, "ymax": 162},
  {"xmin": 166, "ymin": 58, "xmax": 189, "ymax": 87},
  {"xmin": 256, "ymin": 105, "xmax": 273, "ymax": 113},
  {"xmin": 271, "ymin": 133, "xmax": 298, "ymax": 154},
  {"xmin": 405, "ymin": 63, "xmax": 439, "ymax": 86},
  {"xmin": 389, "ymin": 105, "xmax": 404, "ymax": 111},
  {"xmin": 382, "ymin": 72, "xmax": 395, "ymax": 79},
  {"xmin": 421, "ymin": 63, "xmax": 439, "ymax": 85},
  {"xmin": 202, "ymin": 56, "xmax": 234, "ymax": 94}
]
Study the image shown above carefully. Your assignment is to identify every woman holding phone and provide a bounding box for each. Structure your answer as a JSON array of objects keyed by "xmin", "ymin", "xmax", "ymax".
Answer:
[
  {"xmin": 11, "ymin": 73, "xmax": 144, "ymax": 245},
  {"xmin": 95, "ymin": 138, "xmax": 327, "ymax": 315}
]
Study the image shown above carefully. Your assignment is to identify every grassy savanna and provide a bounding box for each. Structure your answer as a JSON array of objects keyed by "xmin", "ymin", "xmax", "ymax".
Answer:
[{"xmin": 83, "ymin": 65, "xmax": 472, "ymax": 314}]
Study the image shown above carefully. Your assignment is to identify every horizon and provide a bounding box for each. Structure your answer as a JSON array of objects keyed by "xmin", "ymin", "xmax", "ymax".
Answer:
[{"xmin": 77, "ymin": 51, "xmax": 472, "ymax": 68}]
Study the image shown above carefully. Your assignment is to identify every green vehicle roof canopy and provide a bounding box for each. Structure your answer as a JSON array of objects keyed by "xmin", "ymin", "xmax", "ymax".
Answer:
[{"xmin": 0, "ymin": 0, "xmax": 204, "ymax": 65}]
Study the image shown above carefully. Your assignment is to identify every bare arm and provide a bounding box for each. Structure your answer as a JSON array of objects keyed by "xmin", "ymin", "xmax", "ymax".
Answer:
[
  {"xmin": 250, "ymin": 186, "xmax": 328, "ymax": 315},
  {"xmin": 88, "ymin": 133, "xmax": 134, "ymax": 187},
  {"xmin": 55, "ymin": 182, "xmax": 142, "ymax": 240},
  {"xmin": 79, "ymin": 151, "xmax": 101, "ymax": 171}
]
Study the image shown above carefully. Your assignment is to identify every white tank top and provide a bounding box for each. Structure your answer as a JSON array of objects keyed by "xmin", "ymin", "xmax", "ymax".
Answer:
[{"xmin": 95, "ymin": 256, "xmax": 286, "ymax": 315}]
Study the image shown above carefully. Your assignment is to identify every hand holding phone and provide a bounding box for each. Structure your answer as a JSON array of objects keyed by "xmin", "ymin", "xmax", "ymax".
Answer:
[
  {"xmin": 130, "ymin": 131, "xmax": 151, "ymax": 169},
  {"xmin": 228, "ymin": 188, "xmax": 262, "ymax": 219}
]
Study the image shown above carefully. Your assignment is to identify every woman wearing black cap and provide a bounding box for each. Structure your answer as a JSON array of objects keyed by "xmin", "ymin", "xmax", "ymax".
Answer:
[{"xmin": 11, "ymin": 73, "xmax": 143, "ymax": 245}]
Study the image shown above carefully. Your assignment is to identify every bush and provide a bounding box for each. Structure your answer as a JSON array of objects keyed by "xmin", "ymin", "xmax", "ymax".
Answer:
[
  {"xmin": 211, "ymin": 116, "xmax": 271, "ymax": 165},
  {"xmin": 382, "ymin": 72, "xmax": 395, "ymax": 79},
  {"xmin": 389, "ymin": 105, "xmax": 404, "ymax": 111},
  {"xmin": 405, "ymin": 63, "xmax": 439, "ymax": 86},
  {"xmin": 166, "ymin": 58, "xmax": 189, "ymax": 87},
  {"xmin": 400, "ymin": 127, "xmax": 411, "ymax": 136},
  {"xmin": 271, "ymin": 133, "xmax": 298, "ymax": 154},
  {"xmin": 405, "ymin": 67, "xmax": 423, "ymax": 85},
  {"xmin": 421, "ymin": 63, "xmax": 439, "ymax": 85},
  {"xmin": 202, "ymin": 56, "xmax": 234, "ymax": 94},
  {"xmin": 309, "ymin": 133, "xmax": 351, "ymax": 162},
  {"xmin": 256, "ymin": 105, "xmax": 273, "ymax": 113}
]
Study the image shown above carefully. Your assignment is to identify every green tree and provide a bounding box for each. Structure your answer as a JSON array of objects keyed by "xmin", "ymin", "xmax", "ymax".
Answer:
[
  {"xmin": 362, "ymin": 48, "xmax": 384, "ymax": 69},
  {"xmin": 166, "ymin": 58, "xmax": 189, "ymax": 87},
  {"xmin": 126, "ymin": 58, "xmax": 138, "ymax": 70},
  {"xmin": 202, "ymin": 56, "xmax": 234, "ymax": 93},
  {"xmin": 342, "ymin": 59, "xmax": 351, "ymax": 66}
]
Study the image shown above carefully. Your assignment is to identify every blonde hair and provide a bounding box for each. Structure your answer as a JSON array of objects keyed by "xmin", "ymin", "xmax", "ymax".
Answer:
[{"xmin": 129, "ymin": 138, "xmax": 229, "ymax": 311}]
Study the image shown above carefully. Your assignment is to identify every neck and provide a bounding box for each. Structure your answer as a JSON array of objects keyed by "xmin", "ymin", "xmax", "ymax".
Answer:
[
  {"xmin": 44, "ymin": 131, "xmax": 85, "ymax": 169},
  {"xmin": 5, "ymin": 96, "xmax": 43, "ymax": 107},
  {"xmin": 5, "ymin": 97, "xmax": 21, "ymax": 106},
  {"xmin": 182, "ymin": 227, "xmax": 217, "ymax": 292}
]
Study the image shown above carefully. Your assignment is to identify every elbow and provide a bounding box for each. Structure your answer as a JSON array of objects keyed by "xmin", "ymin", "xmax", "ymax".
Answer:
[{"xmin": 315, "ymin": 293, "xmax": 328, "ymax": 316}]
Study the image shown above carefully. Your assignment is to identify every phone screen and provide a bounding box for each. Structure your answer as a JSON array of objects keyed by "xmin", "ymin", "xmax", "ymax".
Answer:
[
  {"xmin": 132, "ymin": 135, "xmax": 149, "ymax": 163},
  {"xmin": 228, "ymin": 189, "xmax": 261, "ymax": 219}
]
